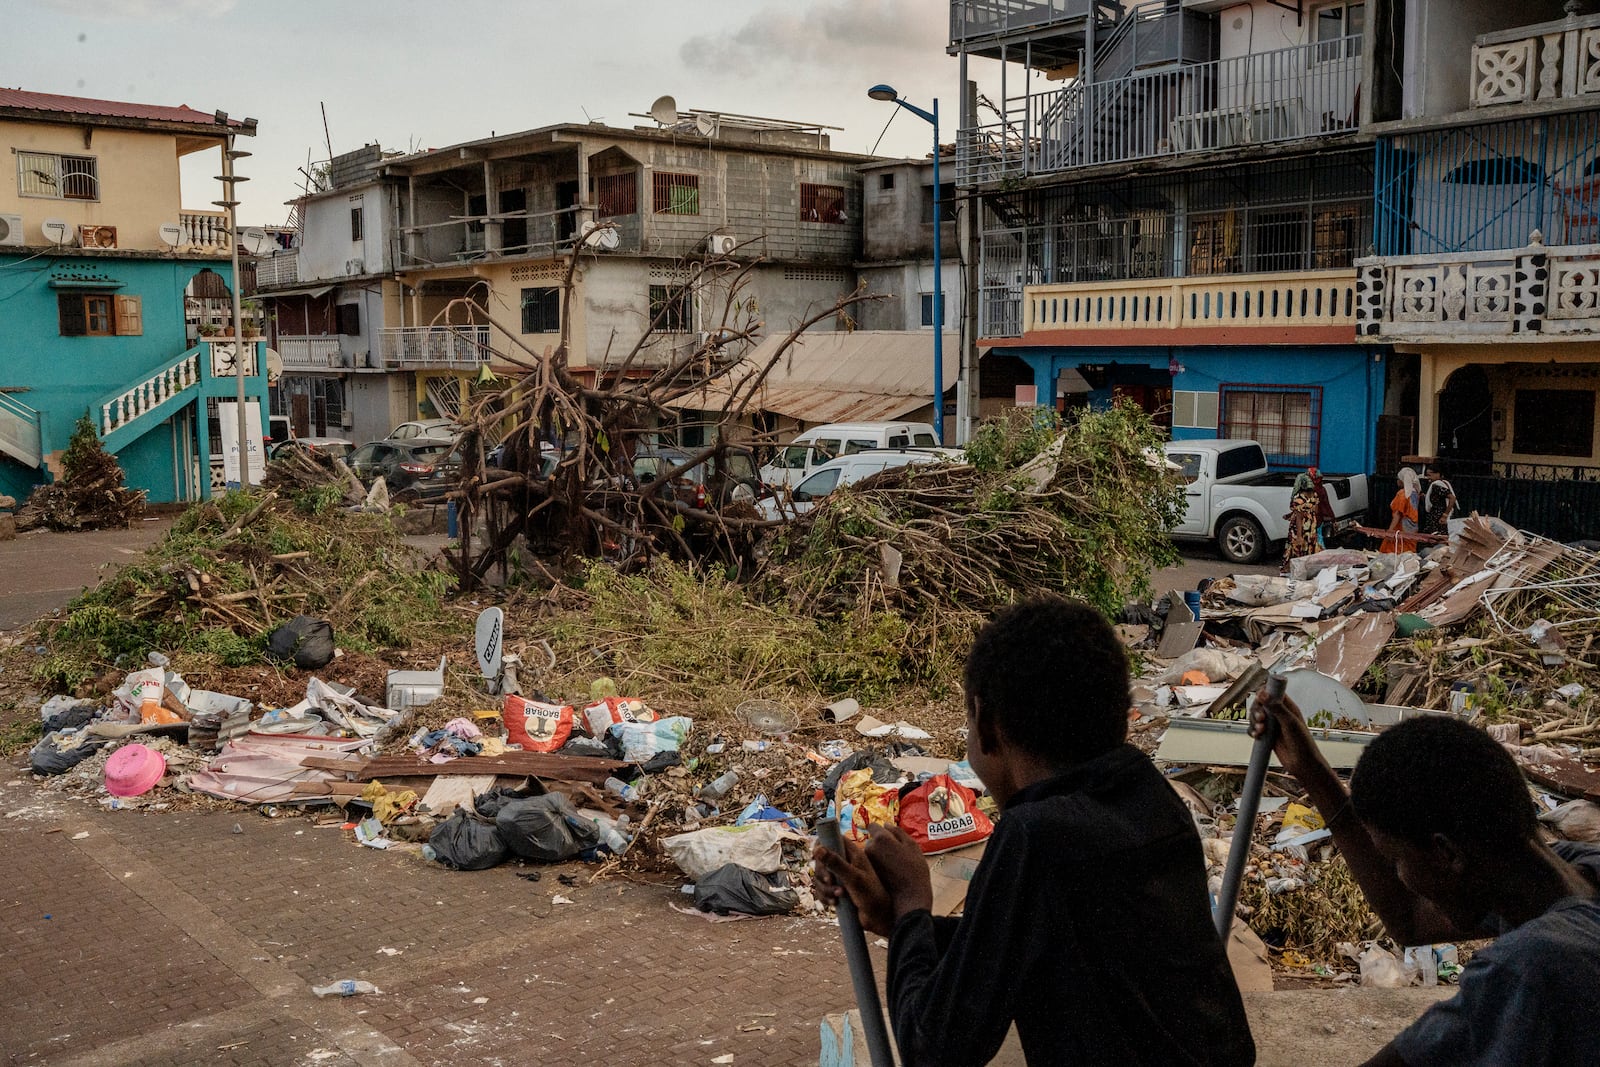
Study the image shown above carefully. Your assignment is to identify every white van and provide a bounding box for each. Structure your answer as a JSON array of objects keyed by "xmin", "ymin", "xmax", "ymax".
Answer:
[
  {"xmin": 756, "ymin": 448, "xmax": 957, "ymax": 520},
  {"xmin": 760, "ymin": 422, "xmax": 939, "ymax": 488}
]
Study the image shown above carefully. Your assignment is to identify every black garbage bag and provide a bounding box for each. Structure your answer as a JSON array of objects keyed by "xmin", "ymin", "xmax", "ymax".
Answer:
[
  {"xmin": 428, "ymin": 810, "xmax": 509, "ymax": 871},
  {"xmin": 42, "ymin": 703, "xmax": 97, "ymax": 734},
  {"xmin": 558, "ymin": 736, "xmax": 612, "ymax": 759},
  {"xmin": 29, "ymin": 732, "xmax": 105, "ymax": 776},
  {"xmin": 265, "ymin": 615, "xmax": 336, "ymax": 669},
  {"xmin": 472, "ymin": 778, "xmax": 545, "ymax": 819},
  {"xmin": 495, "ymin": 793, "xmax": 598, "ymax": 863},
  {"xmin": 693, "ymin": 863, "xmax": 800, "ymax": 916},
  {"xmin": 824, "ymin": 749, "xmax": 900, "ymax": 799}
]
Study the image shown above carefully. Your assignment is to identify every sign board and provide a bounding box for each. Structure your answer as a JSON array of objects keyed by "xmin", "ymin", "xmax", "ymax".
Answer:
[
  {"xmin": 217, "ymin": 401, "xmax": 266, "ymax": 487},
  {"xmin": 474, "ymin": 606, "xmax": 504, "ymax": 680}
]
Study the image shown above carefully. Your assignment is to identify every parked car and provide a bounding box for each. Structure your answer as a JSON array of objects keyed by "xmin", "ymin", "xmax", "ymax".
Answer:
[
  {"xmin": 386, "ymin": 418, "xmax": 462, "ymax": 442},
  {"xmin": 757, "ymin": 448, "xmax": 956, "ymax": 520},
  {"xmin": 267, "ymin": 436, "xmax": 354, "ymax": 461},
  {"xmin": 1163, "ymin": 439, "xmax": 1370, "ymax": 564},
  {"xmin": 760, "ymin": 421, "xmax": 939, "ymax": 489},
  {"xmin": 634, "ymin": 444, "xmax": 764, "ymax": 507},
  {"xmin": 346, "ymin": 439, "xmax": 462, "ymax": 502}
]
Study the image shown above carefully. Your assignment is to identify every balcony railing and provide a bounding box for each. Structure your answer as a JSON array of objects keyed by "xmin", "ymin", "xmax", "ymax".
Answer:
[
  {"xmin": 1022, "ymin": 270, "xmax": 1357, "ymax": 338},
  {"xmin": 255, "ymin": 249, "xmax": 299, "ymax": 289},
  {"xmin": 180, "ymin": 210, "xmax": 230, "ymax": 252},
  {"xmin": 1472, "ymin": 13, "xmax": 1600, "ymax": 108},
  {"xmin": 277, "ymin": 335, "xmax": 343, "ymax": 370},
  {"xmin": 380, "ymin": 325, "xmax": 492, "ymax": 369},
  {"xmin": 0, "ymin": 391, "xmax": 42, "ymax": 469},
  {"xmin": 1356, "ymin": 233, "xmax": 1600, "ymax": 340},
  {"xmin": 958, "ymin": 33, "xmax": 1363, "ymax": 183},
  {"xmin": 949, "ymin": 0, "xmax": 1099, "ymax": 44}
]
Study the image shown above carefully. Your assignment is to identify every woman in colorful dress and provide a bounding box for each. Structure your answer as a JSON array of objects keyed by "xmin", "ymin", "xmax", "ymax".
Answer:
[
  {"xmin": 1383, "ymin": 467, "xmax": 1421, "ymax": 554},
  {"xmin": 1283, "ymin": 471, "xmax": 1321, "ymax": 567}
]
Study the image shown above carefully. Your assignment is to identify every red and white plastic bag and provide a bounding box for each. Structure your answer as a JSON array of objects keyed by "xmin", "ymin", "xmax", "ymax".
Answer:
[
  {"xmin": 898, "ymin": 774, "xmax": 993, "ymax": 854},
  {"xmin": 503, "ymin": 694, "xmax": 574, "ymax": 752}
]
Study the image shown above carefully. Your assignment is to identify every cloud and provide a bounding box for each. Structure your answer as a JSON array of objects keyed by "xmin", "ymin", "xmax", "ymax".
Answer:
[
  {"xmin": 680, "ymin": 0, "xmax": 946, "ymax": 78},
  {"xmin": 37, "ymin": 0, "xmax": 236, "ymax": 20}
]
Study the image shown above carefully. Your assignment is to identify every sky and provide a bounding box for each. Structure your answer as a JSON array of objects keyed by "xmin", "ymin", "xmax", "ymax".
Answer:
[{"xmin": 11, "ymin": 0, "xmax": 969, "ymax": 227}]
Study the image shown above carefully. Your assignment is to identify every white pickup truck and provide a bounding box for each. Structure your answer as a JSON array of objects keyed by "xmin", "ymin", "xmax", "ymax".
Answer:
[{"xmin": 1163, "ymin": 439, "xmax": 1370, "ymax": 564}]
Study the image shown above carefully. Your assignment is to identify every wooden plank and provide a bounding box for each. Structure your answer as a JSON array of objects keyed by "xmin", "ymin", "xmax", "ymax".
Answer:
[
  {"xmin": 355, "ymin": 752, "xmax": 628, "ymax": 786},
  {"xmin": 300, "ymin": 756, "xmax": 367, "ymax": 773},
  {"xmin": 290, "ymin": 780, "xmax": 367, "ymax": 797}
]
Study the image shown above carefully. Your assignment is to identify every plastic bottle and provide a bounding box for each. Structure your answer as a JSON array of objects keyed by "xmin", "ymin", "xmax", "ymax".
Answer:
[
  {"xmin": 593, "ymin": 818, "xmax": 630, "ymax": 854},
  {"xmin": 697, "ymin": 769, "xmax": 739, "ymax": 801},
  {"xmin": 603, "ymin": 776, "xmax": 639, "ymax": 801},
  {"xmin": 742, "ymin": 740, "xmax": 771, "ymax": 752},
  {"xmin": 312, "ymin": 980, "xmax": 379, "ymax": 997},
  {"xmin": 146, "ymin": 652, "xmax": 170, "ymax": 668}
]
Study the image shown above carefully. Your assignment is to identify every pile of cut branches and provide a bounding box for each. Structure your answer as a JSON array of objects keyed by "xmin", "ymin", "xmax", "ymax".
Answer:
[
  {"xmin": 32, "ymin": 489, "xmax": 460, "ymax": 691},
  {"xmin": 759, "ymin": 403, "xmax": 1186, "ymax": 624},
  {"xmin": 17, "ymin": 415, "xmax": 145, "ymax": 532}
]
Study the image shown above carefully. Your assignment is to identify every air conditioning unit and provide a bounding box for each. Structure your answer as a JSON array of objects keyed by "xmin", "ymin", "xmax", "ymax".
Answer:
[
  {"xmin": 707, "ymin": 234, "xmax": 737, "ymax": 256},
  {"xmin": 0, "ymin": 214, "xmax": 22, "ymax": 247},
  {"xmin": 346, "ymin": 258, "xmax": 366, "ymax": 275},
  {"xmin": 79, "ymin": 224, "xmax": 118, "ymax": 249}
]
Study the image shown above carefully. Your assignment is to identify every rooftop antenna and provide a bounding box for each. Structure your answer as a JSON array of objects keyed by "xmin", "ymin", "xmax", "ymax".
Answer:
[
  {"xmin": 580, "ymin": 106, "xmax": 605, "ymax": 124},
  {"xmin": 320, "ymin": 101, "xmax": 334, "ymax": 162},
  {"xmin": 649, "ymin": 95, "xmax": 679, "ymax": 126}
]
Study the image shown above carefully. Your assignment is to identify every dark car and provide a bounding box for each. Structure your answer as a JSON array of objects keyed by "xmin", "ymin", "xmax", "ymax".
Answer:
[
  {"xmin": 632, "ymin": 444, "xmax": 764, "ymax": 508},
  {"xmin": 346, "ymin": 440, "xmax": 462, "ymax": 502}
]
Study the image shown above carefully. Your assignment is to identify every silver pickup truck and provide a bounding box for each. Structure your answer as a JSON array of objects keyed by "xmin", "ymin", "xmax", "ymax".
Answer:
[{"xmin": 1163, "ymin": 439, "xmax": 1370, "ymax": 564}]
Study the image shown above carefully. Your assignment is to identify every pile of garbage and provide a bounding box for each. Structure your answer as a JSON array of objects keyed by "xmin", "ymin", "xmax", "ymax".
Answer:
[
  {"xmin": 16, "ymin": 415, "xmax": 145, "ymax": 533},
  {"xmin": 1129, "ymin": 515, "xmax": 1600, "ymax": 982}
]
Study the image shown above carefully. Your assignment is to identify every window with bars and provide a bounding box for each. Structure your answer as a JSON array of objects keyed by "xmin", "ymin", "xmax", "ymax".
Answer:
[
  {"xmin": 652, "ymin": 173, "xmax": 700, "ymax": 215},
  {"xmin": 597, "ymin": 173, "xmax": 638, "ymax": 217},
  {"xmin": 1219, "ymin": 385, "xmax": 1322, "ymax": 469},
  {"xmin": 648, "ymin": 284, "xmax": 692, "ymax": 333},
  {"xmin": 1513, "ymin": 389, "xmax": 1596, "ymax": 457},
  {"xmin": 800, "ymin": 183, "xmax": 847, "ymax": 224},
  {"xmin": 19, "ymin": 151, "xmax": 98, "ymax": 200},
  {"xmin": 521, "ymin": 286, "xmax": 560, "ymax": 334}
]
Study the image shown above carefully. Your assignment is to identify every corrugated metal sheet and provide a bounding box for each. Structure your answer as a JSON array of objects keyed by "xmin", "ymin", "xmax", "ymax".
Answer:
[
  {"xmin": 666, "ymin": 330, "xmax": 957, "ymax": 422},
  {"xmin": 0, "ymin": 88, "xmax": 234, "ymax": 128}
]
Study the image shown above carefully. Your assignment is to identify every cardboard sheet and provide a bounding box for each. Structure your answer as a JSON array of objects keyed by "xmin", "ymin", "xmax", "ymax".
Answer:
[{"xmin": 1313, "ymin": 613, "xmax": 1396, "ymax": 687}]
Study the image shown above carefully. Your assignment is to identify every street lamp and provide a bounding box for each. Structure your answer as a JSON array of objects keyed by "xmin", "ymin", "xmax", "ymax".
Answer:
[{"xmin": 868, "ymin": 84, "xmax": 944, "ymax": 444}]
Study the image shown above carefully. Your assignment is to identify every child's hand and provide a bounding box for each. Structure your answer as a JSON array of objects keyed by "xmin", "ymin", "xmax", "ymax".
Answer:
[
  {"xmin": 1248, "ymin": 688, "xmax": 1324, "ymax": 782},
  {"xmin": 864, "ymin": 824, "xmax": 934, "ymax": 922},
  {"xmin": 813, "ymin": 839, "xmax": 896, "ymax": 936}
]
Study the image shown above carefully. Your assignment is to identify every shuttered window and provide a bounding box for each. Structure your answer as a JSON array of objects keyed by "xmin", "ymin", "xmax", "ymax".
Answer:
[{"xmin": 114, "ymin": 295, "xmax": 143, "ymax": 336}]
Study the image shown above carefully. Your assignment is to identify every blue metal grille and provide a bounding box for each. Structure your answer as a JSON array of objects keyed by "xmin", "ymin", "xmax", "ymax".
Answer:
[{"xmin": 1375, "ymin": 110, "xmax": 1600, "ymax": 255}]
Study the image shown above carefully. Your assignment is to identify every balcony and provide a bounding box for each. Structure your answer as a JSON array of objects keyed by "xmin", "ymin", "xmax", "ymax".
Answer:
[
  {"xmin": 180, "ymin": 210, "xmax": 230, "ymax": 253},
  {"xmin": 1355, "ymin": 234, "xmax": 1600, "ymax": 342},
  {"xmin": 1016, "ymin": 270, "xmax": 1357, "ymax": 344},
  {"xmin": 950, "ymin": 0, "xmax": 1106, "ymax": 64},
  {"xmin": 1472, "ymin": 13, "xmax": 1600, "ymax": 109},
  {"xmin": 958, "ymin": 33, "xmax": 1362, "ymax": 183},
  {"xmin": 380, "ymin": 325, "xmax": 491, "ymax": 369},
  {"xmin": 255, "ymin": 250, "xmax": 299, "ymax": 289},
  {"xmin": 277, "ymin": 336, "xmax": 343, "ymax": 371}
]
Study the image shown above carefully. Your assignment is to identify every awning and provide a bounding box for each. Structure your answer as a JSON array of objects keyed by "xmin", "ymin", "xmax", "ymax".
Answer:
[
  {"xmin": 663, "ymin": 329, "xmax": 957, "ymax": 422},
  {"xmin": 257, "ymin": 284, "xmax": 335, "ymax": 300}
]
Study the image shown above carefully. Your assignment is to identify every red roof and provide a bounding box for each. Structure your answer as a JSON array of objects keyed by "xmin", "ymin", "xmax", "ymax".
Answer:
[{"xmin": 0, "ymin": 88, "xmax": 238, "ymax": 128}]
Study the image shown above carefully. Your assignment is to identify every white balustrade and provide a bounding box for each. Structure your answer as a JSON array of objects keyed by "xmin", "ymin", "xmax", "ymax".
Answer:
[
  {"xmin": 1023, "ymin": 270, "xmax": 1357, "ymax": 336},
  {"xmin": 1472, "ymin": 14, "xmax": 1600, "ymax": 107},
  {"xmin": 179, "ymin": 211, "xmax": 231, "ymax": 251},
  {"xmin": 99, "ymin": 352, "xmax": 200, "ymax": 438},
  {"xmin": 379, "ymin": 326, "xmax": 492, "ymax": 368}
]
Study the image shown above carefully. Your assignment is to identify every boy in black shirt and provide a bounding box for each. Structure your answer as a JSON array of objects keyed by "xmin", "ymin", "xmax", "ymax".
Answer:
[{"xmin": 815, "ymin": 596, "xmax": 1255, "ymax": 1066}]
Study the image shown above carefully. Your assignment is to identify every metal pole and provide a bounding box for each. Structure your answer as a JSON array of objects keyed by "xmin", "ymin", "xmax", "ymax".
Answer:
[
  {"xmin": 816, "ymin": 819, "xmax": 895, "ymax": 1067},
  {"xmin": 1214, "ymin": 676, "xmax": 1282, "ymax": 939},
  {"xmin": 931, "ymin": 99, "xmax": 944, "ymax": 445},
  {"xmin": 219, "ymin": 133, "xmax": 251, "ymax": 490}
]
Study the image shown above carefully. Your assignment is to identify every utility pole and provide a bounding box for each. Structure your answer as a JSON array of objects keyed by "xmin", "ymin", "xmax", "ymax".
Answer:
[{"xmin": 215, "ymin": 114, "xmax": 252, "ymax": 489}]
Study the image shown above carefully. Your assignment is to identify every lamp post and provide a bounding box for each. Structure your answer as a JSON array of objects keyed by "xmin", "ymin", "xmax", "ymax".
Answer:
[
  {"xmin": 868, "ymin": 85, "xmax": 944, "ymax": 443},
  {"xmin": 214, "ymin": 111, "xmax": 252, "ymax": 489}
]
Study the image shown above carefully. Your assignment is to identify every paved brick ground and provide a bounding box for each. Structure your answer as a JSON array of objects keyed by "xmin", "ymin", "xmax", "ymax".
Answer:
[{"xmin": 0, "ymin": 772, "xmax": 867, "ymax": 1067}]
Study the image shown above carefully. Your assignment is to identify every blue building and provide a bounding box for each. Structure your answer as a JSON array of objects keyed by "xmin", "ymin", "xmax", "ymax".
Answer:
[
  {"xmin": 0, "ymin": 88, "xmax": 266, "ymax": 505},
  {"xmin": 952, "ymin": 0, "xmax": 1392, "ymax": 475}
]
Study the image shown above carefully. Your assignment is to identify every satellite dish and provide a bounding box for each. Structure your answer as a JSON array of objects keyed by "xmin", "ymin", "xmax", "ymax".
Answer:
[
  {"xmin": 264, "ymin": 348, "xmax": 283, "ymax": 385},
  {"xmin": 40, "ymin": 218, "xmax": 70, "ymax": 245},
  {"xmin": 158, "ymin": 222, "xmax": 184, "ymax": 247},
  {"xmin": 649, "ymin": 94, "xmax": 679, "ymax": 126},
  {"xmin": 695, "ymin": 113, "xmax": 718, "ymax": 138},
  {"xmin": 580, "ymin": 221, "xmax": 620, "ymax": 252},
  {"xmin": 240, "ymin": 227, "xmax": 272, "ymax": 256}
]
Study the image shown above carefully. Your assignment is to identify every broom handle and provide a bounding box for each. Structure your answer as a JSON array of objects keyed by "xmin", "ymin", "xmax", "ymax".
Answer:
[
  {"xmin": 817, "ymin": 818, "xmax": 896, "ymax": 1067},
  {"xmin": 1214, "ymin": 675, "xmax": 1282, "ymax": 939}
]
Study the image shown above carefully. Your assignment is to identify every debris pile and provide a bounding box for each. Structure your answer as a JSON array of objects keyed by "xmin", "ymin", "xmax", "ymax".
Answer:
[
  {"xmin": 1132, "ymin": 515, "xmax": 1600, "ymax": 981},
  {"xmin": 16, "ymin": 415, "xmax": 145, "ymax": 532}
]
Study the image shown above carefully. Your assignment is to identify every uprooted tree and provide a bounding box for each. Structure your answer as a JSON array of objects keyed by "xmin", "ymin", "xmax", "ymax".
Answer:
[
  {"xmin": 444, "ymin": 235, "xmax": 879, "ymax": 591},
  {"xmin": 17, "ymin": 415, "xmax": 147, "ymax": 532}
]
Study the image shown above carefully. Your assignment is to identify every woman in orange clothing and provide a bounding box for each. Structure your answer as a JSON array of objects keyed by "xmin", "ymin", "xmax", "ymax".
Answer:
[{"xmin": 1383, "ymin": 467, "xmax": 1421, "ymax": 553}]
